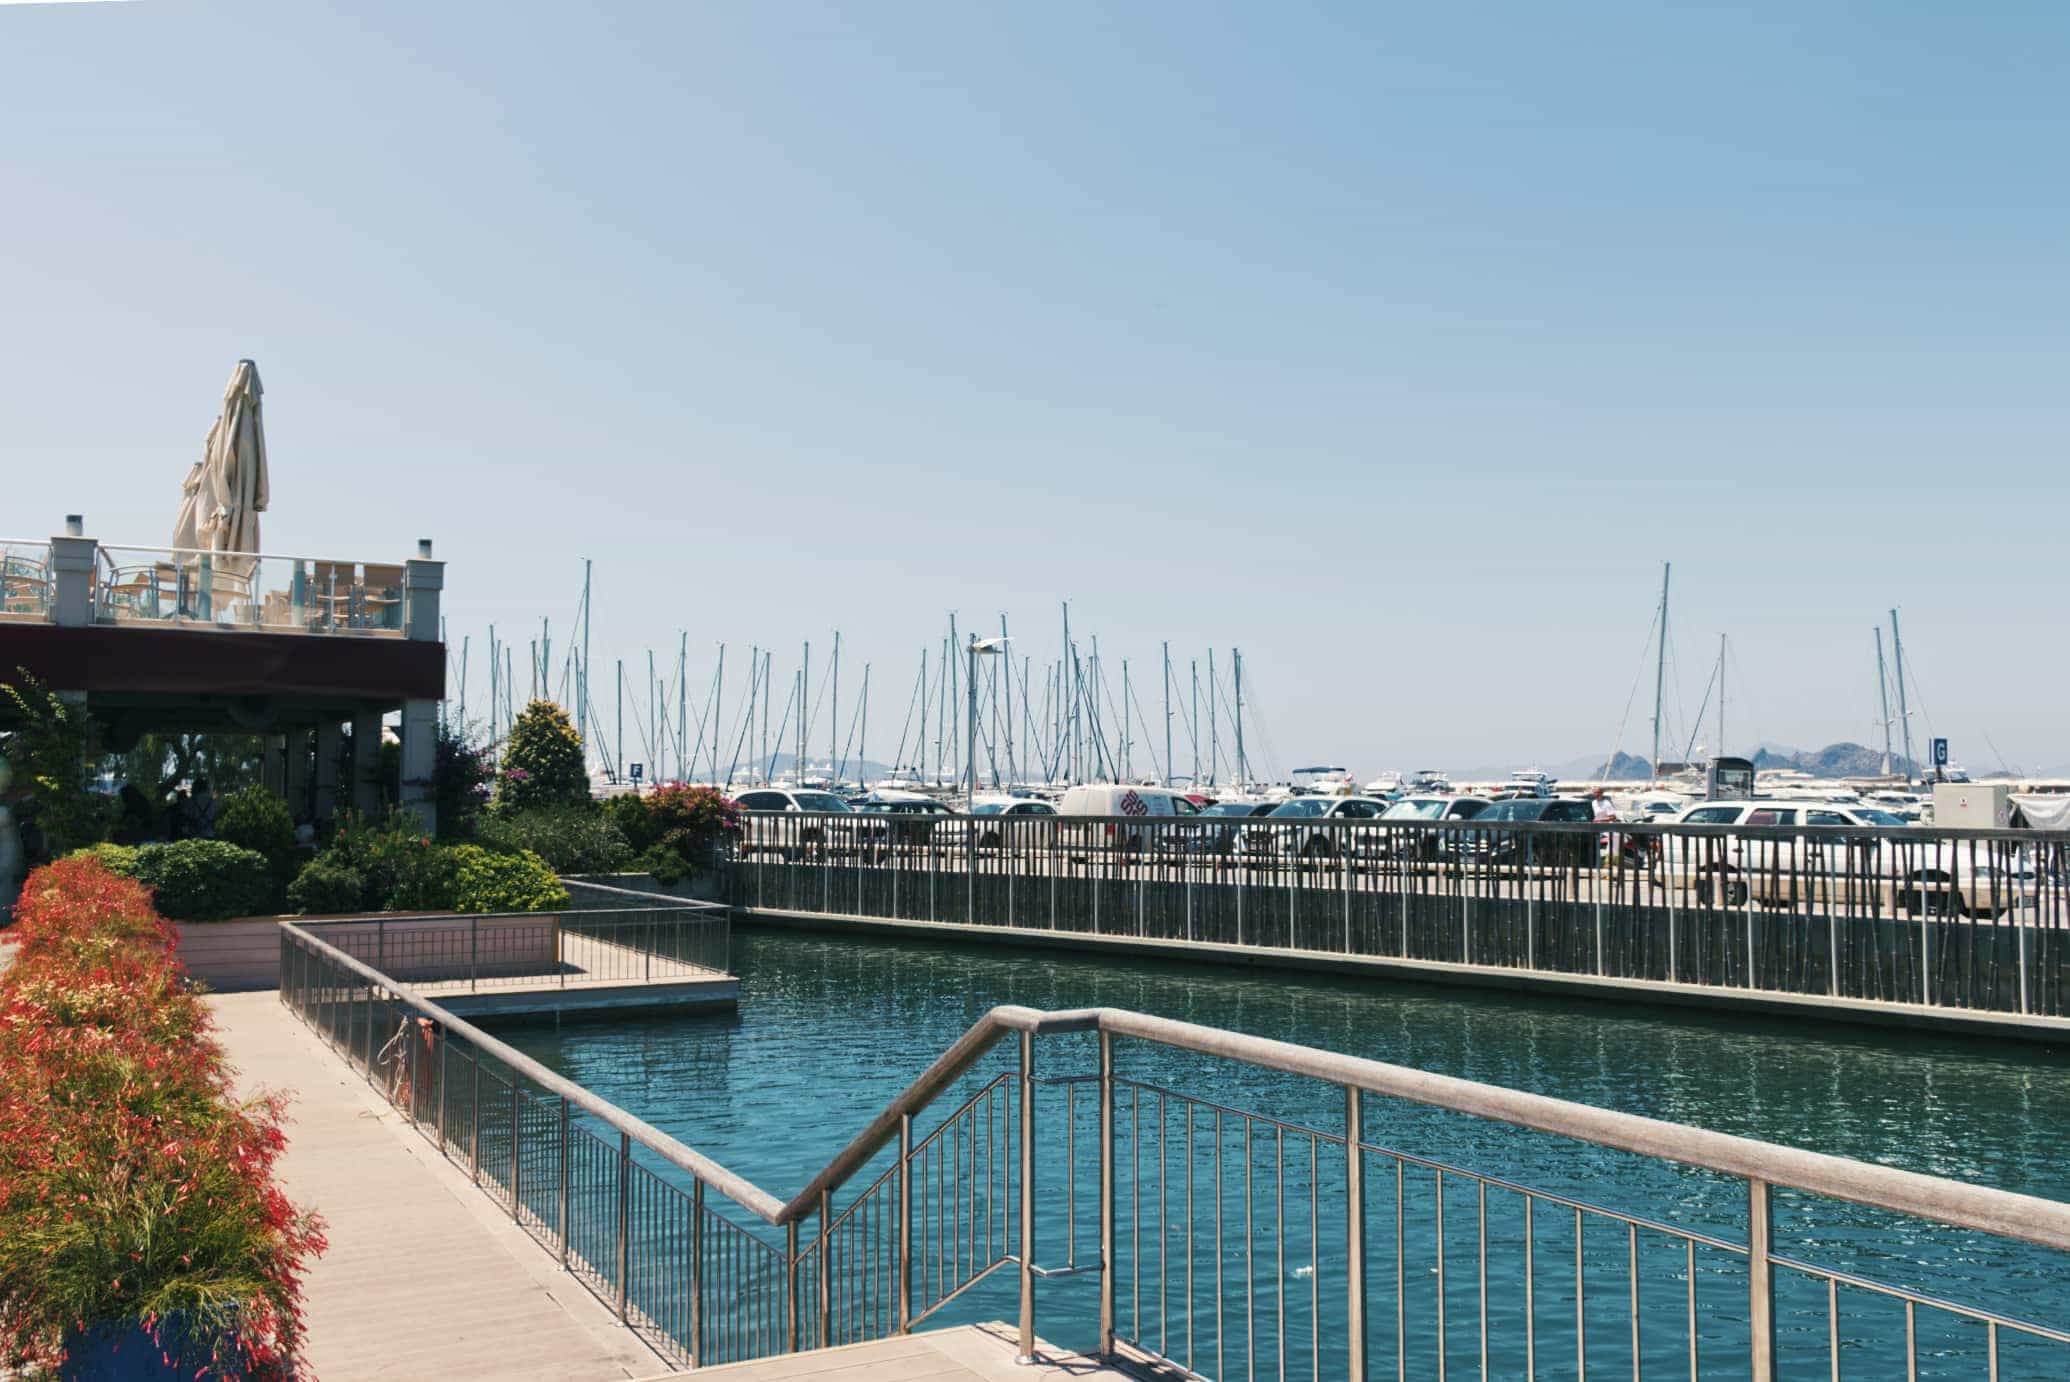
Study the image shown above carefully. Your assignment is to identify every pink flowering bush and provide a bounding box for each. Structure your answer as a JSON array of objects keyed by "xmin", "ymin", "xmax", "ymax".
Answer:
[{"xmin": 0, "ymin": 857, "xmax": 326, "ymax": 1378}]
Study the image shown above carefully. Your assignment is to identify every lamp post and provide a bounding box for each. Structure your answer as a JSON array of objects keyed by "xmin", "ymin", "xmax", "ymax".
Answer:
[{"xmin": 966, "ymin": 635, "xmax": 1009, "ymax": 811}]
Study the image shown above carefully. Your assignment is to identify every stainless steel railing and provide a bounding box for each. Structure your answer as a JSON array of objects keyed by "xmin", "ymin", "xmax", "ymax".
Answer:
[
  {"xmin": 276, "ymin": 920, "xmax": 2070, "ymax": 1375},
  {"xmin": 732, "ymin": 811, "xmax": 2070, "ymax": 1017},
  {"xmin": 298, "ymin": 901, "xmax": 730, "ymax": 991}
]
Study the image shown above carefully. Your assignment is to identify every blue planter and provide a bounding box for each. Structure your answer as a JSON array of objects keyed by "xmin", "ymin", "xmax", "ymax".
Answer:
[{"xmin": 62, "ymin": 1315, "xmax": 242, "ymax": 1382}]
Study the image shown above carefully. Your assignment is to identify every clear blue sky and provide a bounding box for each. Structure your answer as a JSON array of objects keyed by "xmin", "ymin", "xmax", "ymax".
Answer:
[{"xmin": 5, "ymin": 1, "xmax": 2065, "ymax": 777}]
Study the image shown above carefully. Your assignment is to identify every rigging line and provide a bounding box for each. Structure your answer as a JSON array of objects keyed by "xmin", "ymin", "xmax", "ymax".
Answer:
[
  {"xmin": 1680, "ymin": 654, "xmax": 1721, "ymax": 765},
  {"xmin": 1238, "ymin": 665, "xmax": 1282, "ymax": 785},
  {"xmin": 1722, "ymin": 638, "xmax": 1765, "ymax": 765},
  {"xmin": 1125, "ymin": 676, "xmax": 1168, "ymax": 784},
  {"xmin": 764, "ymin": 677, "xmax": 797, "ymax": 783},
  {"xmin": 1601, "ymin": 601, "xmax": 1662, "ymax": 781},
  {"xmin": 890, "ymin": 653, "xmax": 925, "ymax": 780}
]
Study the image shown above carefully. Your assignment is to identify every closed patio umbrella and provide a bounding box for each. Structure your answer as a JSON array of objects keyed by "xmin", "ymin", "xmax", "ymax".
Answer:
[
  {"xmin": 199, "ymin": 359, "xmax": 268, "ymax": 574},
  {"xmin": 171, "ymin": 460, "xmax": 204, "ymax": 551}
]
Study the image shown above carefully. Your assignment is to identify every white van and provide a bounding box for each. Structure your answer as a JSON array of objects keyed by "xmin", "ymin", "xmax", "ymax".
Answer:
[{"xmin": 1056, "ymin": 783, "xmax": 1190, "ymax": 854}]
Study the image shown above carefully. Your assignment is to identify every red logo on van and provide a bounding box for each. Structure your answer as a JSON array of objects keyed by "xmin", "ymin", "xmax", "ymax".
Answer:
[{"xmin": 1119, "ymin": 790, "xmax": 1148, "ymax": 818}]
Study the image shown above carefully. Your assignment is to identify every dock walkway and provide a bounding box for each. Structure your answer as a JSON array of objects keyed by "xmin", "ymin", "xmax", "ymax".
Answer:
[
  {"xmin": 211, "ymin": 990, "xmax": 658, "ymax": 1380},
  {"xmin": 210, "ymin": 991, "xmax": 1137, "ymax": 1381}
]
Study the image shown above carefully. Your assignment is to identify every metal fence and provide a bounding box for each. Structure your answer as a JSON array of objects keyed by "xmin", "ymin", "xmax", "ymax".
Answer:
[
  {"xmin": 277, "ymin": 919, "xmax": 2070, "ymax": 1377},
  {"xmin": 298, "ymin": 899, "xmax": 729, "ymax": 992},
  {"xmin": 731, "ymin": 812, "xmax": 2070, "ymax": 1016}
]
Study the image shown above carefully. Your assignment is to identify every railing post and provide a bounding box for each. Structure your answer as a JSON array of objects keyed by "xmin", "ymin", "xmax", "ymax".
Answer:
[
  {"xmin": 818, "ymin": 1189, "xmax": 833, "ymax": 1348},
  {"xmin": 1098, "ymin": 1028, "xmax": 1116, "ymax": 1358},
  {"xmin": 897, "ymin": 1112, "xmax": 913, "ymax": 1334},
  {"xmin": 362, "ymin": 987, "xmax": 376, "ymax": 1085},
  {"xmin": 558, "ymin": 1098, "xmax": 571, "ymax": 1268},
  {"xmin": 616, "ymin": 1131, "xmax": 631, "ymax": 1320},
  {"xmin": 786, "ymin": 1220, "xmax": 801, "ymax": 1352},
  {"xmin": 690, "ymin": 1179, "xmax": 705, "ymax": 1367},
  {"xmin": 470, "ymin": 914, "xmax": 480, "ymax": 992},
  {"xmin": 1345, "ymin": 1085, "xmax": 1367, "ymax": 1379},
  {"xmin": 469, "ymin": 1045, "xmax": 481, "ymax": 1185},
  {"xmin": 435, "ymin": 1025, "xmax": 448, "ymax": 1155},
  {"xmin": 1017, "ymin": 1029, "xmax": 1037, "ymax": 1363},
  {"xmin": 510, "ymin": 1076, "xmax": 524, "ymax": 1221},
  {"xmin": 1748, "ymin": 1179, "xmax": 1776, "ymax": 1382},
  {"xmin": 377, "ymin": 916, "xmax": 387, "ymax": 974}
]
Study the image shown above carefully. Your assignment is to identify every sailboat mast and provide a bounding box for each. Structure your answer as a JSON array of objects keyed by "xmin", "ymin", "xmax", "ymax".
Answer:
[
  {"xmin": 1162, "ymin": 642, "xmax": 1173, "ymax": 787},
  {"xmin": 1208, "ymin": 650, "xmax": 1219, "ymax": 786},
  {"xmin": 1650, "ymin": 562, "xmax": 1671, "ymax": 782},
  {"xmin": 1000, "ymin": 616, "xmax": 1013, "ymax": 786},
  {"xmin": 830, "ymin": 632, "xmax": 839, "ymax": 784},
  {"xmin": 1122, "ymin": 660, "xmax": 1132, "ymax": 780},
  {"xmin": 1716, "ymin": 633, "xmax": 1725, "ymax": 758},
  {"xmin": 1890, "ymin": 609, "xmax": 1916, "ymax": 780},
  {"xmin": 1061, "ymin": 603, "xmax": 1076, "ymax": 783},
  {"xmin": 857, "ymin": 664, "xmax": 870, "ymax": 784},
  {"xmin": 1191, "ymin": 659, "xmax": 1200, "ymax": 786},
  {"xmin": 1233, "ymin": 648, "xmax": 1247, "ymax": 786},
  {"xmin": 1874, "ymin": 628, "xmax": 1895, "ymax": 776}
]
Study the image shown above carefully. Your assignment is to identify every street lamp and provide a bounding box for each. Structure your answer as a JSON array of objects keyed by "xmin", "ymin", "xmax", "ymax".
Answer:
[{"xmin": 966, "ymin": 635, "xmax": 1009, "ymax": 811}]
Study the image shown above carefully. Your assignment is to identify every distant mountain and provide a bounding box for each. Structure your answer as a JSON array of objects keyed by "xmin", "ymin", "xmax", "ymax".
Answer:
[
  {"xmin": 1751, "ymin": 742, "xmax": 1913, "ymax": 778},
  {"xmin": 1587, "ymin": 752, "xmax": 1654, "ymax": 781}
]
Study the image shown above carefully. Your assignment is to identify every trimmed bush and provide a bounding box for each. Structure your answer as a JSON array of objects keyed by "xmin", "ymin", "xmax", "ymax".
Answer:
[
  {"xmin": 214, "ymin": 785, "xmax": 295, "ymax": 866},
  {"xmin": 0, "ymin": 857, "xmax": 325, "ymax": 1376},
  {"xmin": 476, "ymin": 806, "xmax": 631, "ymax": 875},
  {"xmin": 133, "ymin": 839, "xmax": 273, "ymax": 922},
  {"xmin": 603, "ymin": 791, "xmax": 658, "ymax": 853},
  {"xmin": 285, "ymin": 858, "xmax": 367, "ymax": 915},
  {"xmin": 446, "ymin": 845, "xmax": 568, "ymax": 913},
  {"xmin": 496, "ymin": 700, "xmax": 590, "ymax": 811},
  {"xmin": 65, "ymin": 841, "xmax": 142, "ymax": 878}
]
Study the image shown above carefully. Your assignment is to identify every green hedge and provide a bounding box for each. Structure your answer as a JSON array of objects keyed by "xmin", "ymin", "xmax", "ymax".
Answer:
[
  {"xmin": 65, "ymin": 840, "xmax": 274, "ymax": 922},
  {"xmin": 476, "ymin": 807, "xmax": 630, "ymax": 875},
  {"xmin": 446, "ymin": 845, "xmax": 568, "ymax": 913},
  {"xmin": 284, "ymin": 859, "xmax": 367, "ymax": 915}
]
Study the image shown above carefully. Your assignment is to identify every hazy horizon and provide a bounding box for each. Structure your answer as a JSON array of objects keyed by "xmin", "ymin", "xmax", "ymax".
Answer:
[{"xmin": 5, "ymin": 2, "xmax": 2065, "ymax": 777}]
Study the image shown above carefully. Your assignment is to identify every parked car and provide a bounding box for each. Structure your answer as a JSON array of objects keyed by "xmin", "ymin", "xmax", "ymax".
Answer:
[
  {"xmin": 1376, "ymin": 795, "xmax": 1491, "ymax": 859},
  {"xmin": 733, "ymin": 787, "xmax": 877, "ymax": 858},
  {"xmin": 849, "ymin": 787, "xmax": 957, "ymax": 848},
  {"xmin": 1655, "ymin": 799, "xmax": 2026, "ymax": 914},
  {"xmin": 1461, "ymin": 797, "xmax": 1598, "ymax": 867},
  {"xmin": 933, "ymin": 794, "xmax": 1060, "ymax": 850},
  {"xmin": 1242, "ymin": 796, "xmax": 1392, "ymax": 859}
]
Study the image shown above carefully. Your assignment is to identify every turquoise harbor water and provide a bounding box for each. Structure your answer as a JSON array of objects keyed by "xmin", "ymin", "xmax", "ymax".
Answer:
[{"xmin": 497, "ymin": 928, "xmax": 2070, "ymax": 1378}]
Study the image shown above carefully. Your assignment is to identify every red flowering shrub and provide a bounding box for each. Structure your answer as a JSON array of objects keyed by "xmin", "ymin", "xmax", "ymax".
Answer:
[{"xmin": 0, "ymin": 858, "xmax": 326, "ymax": 1378}]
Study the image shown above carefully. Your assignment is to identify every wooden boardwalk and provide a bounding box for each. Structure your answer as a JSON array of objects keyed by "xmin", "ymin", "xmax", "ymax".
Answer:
[
  {"xmin": 210, "ymin": 990, "xmax": 660, "ymax": 1380},
  {"xmin": 209, "ymin": 992, "xmax": 1141, "ymax": 1382}
]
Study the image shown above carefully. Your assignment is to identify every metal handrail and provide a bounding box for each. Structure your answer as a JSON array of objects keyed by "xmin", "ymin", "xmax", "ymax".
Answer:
[
  {"xmin": 281, "ymin": 919, "xmax": 785, "ymax": 1220},
  {"xmin": 92, "ymin": 540, "xmax": 422, "ymax": 568},
  {"xmin": 784, "ymin": 1001, "xmax": 2070, "ymax": 1251},
  {"xmin": 754, "ymin": 806, "xmax": 2067, "ymax": 844},
  {"xmin": 279, "ymin": 918, "xmax": 2070, "ymax": 1373},
  {"xmin": 284, "ymin": 914, "xmax": 2070, "ymax": 1253}
]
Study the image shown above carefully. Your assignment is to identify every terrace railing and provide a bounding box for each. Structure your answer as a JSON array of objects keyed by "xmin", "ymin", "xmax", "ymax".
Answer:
[
  {"xmin": 0, "ymin": 539, "xmax": 53, "ymax": 620},
  {"xmin": 276, "ymin": 920, "xmax": 2070, "ymax": 1376},
  {"xmin": 296, "ymin": 898, "xmax": 730, "ymax": 992},
  {"xmin": 731, "ymin": 813, "xmax": 2070, "ymax": 1017},
  {"xmin": 90, "ymin": 543, "xmax": 410, "ymax": 636}
]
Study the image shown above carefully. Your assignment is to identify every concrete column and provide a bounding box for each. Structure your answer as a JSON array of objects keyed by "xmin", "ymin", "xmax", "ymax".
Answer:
[
  {"xmin": 351, "ymin": 712, "xmax": 382, "ymax": 819},
  {"xmin": 283, "ymin": 728, "xmax": 313, "ymax": 819},
  {"xmin": 314, "ymin": 721, "xmax": 343, "ymax": 823},
  {"xmin": 403, "ymin": 544, "xmax": 444, "ymax": 644},
  {"xmin": 261, "ymin": 734, "xmax": 286, "ymax": 797},
  {"xmin": 400, "ymin": 698, "xmax": 438, "ymax": 835},
  {"xmin": 49, "ymin": 529, "xmax": 98, "ymax": 628}
]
